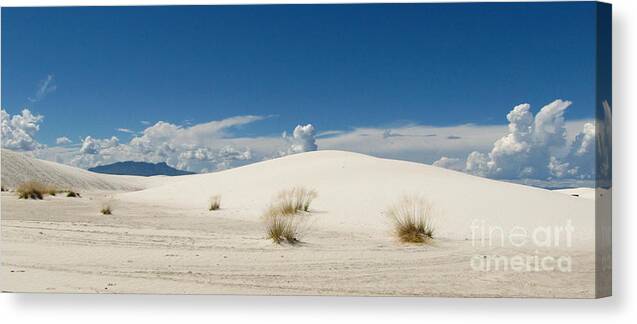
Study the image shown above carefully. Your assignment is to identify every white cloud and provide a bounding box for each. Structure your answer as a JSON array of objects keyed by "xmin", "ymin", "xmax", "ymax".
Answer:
[
  {"xmin": 56, "ymin": 136, "xmax": 72, "ymax": 145},
  {"xmin": 464, "ymin": 151, "xmax": 490, "ymax": 177},
  {"xmin": 79, "ymin": 136, "xmax": 119, "ymax": 155},
  {"xmin": 597, "ymin": 100, "xmax": 612, "ymax": 187},
  {"xmin": 316, "ymin": 130, "xmax": 346, "ymax": 138},
  {"xmin": 318, "ymin": 123, "xmax": 508, "ymax": 164},
  {"xmin": 283, "ymin": 124, "xmax": 318, "ymax": 154},
  {"xmin": 177, "ymin": 146, "xmax": 252, "ymax": 172},
  {"xmin": 79, "ymin": 136, "xmax": 99, "ymax": 155},
  {"xmin": 1, "ymin": 108, "xmax": 45, "ymax": 151},
  {"xmin": 24, "ymin": 99, "xmax": 600, "ymax": 185},
  {"xmin": 432, "ymin": 99, "xmax": 597, "ymax": 181},
  {"xmin": 315, "ymin": 100, "xmax": 594, "ymax": 183},
  {"xmin": 432, "ymin": 156, "xmax": 464, "ymax": 171},
  {"xmin": 41, "ymin": 115, "xmax": 274, "ymax": 171},
  {"xmin": 116, "ymin": 128, "xmax": 135, "ymax": 134},
  {"xmin": 28, "ymin": 74, "xmax": 57, "ymax": 103},
  {"xmin": 571, "ymin": 122, "xmax": 595, "ymax": 157}
]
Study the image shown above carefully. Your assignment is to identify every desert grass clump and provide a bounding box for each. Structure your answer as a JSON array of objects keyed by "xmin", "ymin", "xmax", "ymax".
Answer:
[
  {"xmin": 262, "ymin": 187, "xmax": 316, "ymax": 244},
  {"xmin": 387, "ymin": 196, "xmax": 435, "ymax": 244},
  {"xmin": 208, "ymin": 195, "xmax": 221, "ymax": 211},
  {"xmin": 270, "ymin": 187, "xmax": 318, "ymax": 215},
  {"xmin": 16, "ymin": 181, "xmax": 57, "ymax": 200},
  {"xmin": 264, "ymin": 213, "xmax": 301, "ymax": 244},
  {"xmin": 66, "ymin": 191, "xmax": 81, "ymax": 198},
  {"xmin": 100, "ymin": 205, "xmax": 113, "ymax": 215}
]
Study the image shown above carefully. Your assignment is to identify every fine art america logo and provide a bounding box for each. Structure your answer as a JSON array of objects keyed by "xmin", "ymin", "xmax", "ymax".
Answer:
[{"xmin": 469, "ymin": 219, "xmax": 575, "ymax": 272}]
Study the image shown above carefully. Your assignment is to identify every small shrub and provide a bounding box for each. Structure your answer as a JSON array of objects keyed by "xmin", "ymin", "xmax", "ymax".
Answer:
[
  {"xmin": 270, "ymin": 187, "xmax": 318, "ymax": 215},
  {"xmin": 100, "ymin": 205, "xmax": 112, "ymax": 215},
  {"xmin": 387, "ymin": 196, "xmax": 435, "ymax": 244},
  {"xmin": 66, "ymin": 191, "xmax": 81, "ymax": 198},
  {"xmin": 209, "ymin": 195, "xmax": 221, "ymax": 211},
  {"xmin": 16, "ymin": 181, "xmax": 57, "ymax": 200}
]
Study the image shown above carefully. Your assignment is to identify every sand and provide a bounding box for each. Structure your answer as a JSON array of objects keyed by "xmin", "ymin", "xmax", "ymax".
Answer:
[
  {"xmin": 0, "ymin": 149, "xmax": 598, "ymax": 297},
  {"xmin": 554, "ymin": 187, "xmax": 596, "ymax": 200}
]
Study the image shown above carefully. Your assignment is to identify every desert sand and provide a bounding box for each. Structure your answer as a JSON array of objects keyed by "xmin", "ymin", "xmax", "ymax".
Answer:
[{"xmin": 1, "ymin": 149, "xmax": 597, "ymax": 297}]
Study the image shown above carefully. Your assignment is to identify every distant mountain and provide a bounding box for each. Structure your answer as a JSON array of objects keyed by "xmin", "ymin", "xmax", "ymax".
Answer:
[{"xmin": 89, "ymin": 161, "xmax": 195, "ymax": 177}]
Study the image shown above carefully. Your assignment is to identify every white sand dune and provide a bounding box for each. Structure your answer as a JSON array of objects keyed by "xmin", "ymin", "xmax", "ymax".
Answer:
[
  {"xmin": 554, "ymin": 187, "xmax": 596, "ymax": 200},
  {"xmin": 1, "ymin": 149, "xmax": 168, "ymax": 191},
  {"xmin": 1, "ymin": 148, "xmax": 594, "ymax": 242},
  {"xmin": 120, "ymin": 150, "xmax": 594, "ymax": 243},
  {"xmin": 1, "ymin": 149, "xmax": 598, "ymax": 296}
]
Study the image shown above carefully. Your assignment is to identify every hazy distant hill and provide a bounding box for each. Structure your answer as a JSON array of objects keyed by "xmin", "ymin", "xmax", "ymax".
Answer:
[{"xmin": 89, "ymin": 161, "xmax": 195, "ymax": 176}]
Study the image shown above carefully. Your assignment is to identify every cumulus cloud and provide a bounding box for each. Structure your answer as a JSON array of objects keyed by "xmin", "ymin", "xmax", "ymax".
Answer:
[
  {"xmin": 21, "ymin": 98, "xmax": 600, "ymax": 186},
  {"xmin": 178, "ymin": 146, "xmax": 252, "ymax": 172},
  {"xmin": 597, "ymin": 100, "xmax": 612, "ymax": 187},
  {"xmin": 79, "ymin": 136, "xmax": 119, "ymax": 155},
  {"xmin": 62, "ymin": 117, "xmax": 298, "ymax": 171},
  {"xmin": 56, "ymin": 136, "xmax": 72, "ymax": 145},
  {"xmin": 79, "ymin": 136, "xmax": 99, "ymax": 155},
  {"xmin": 432, "ymin": 156, "xmax": 464, "ymax": 171},
  {"xmin": 39, "ymin": 115, "xmax": 275, "ymax": 172},
  {"xmin": 431, "ymin": 99, "xmax": 596, "ymax": 181},
  {"xmin": 1, "ymin": 108, "xmax": 45, "ymax": 151},
  {"xmin": 283, "ymin": 124, "xmax": 318, "ymax": 154},
  {"xmin": 464, "ymin": 151, "xmax": 490, "ymax": 177},
  {"xmin": 28, "ymin": 74, "xmax": 57, "ymax": 103}
]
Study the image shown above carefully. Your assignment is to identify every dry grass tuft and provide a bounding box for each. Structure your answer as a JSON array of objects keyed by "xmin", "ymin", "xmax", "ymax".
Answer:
[
  {"xmin": 16, "ymin": 181, "xmax": 58, "ymax": 200},
  {"xmin": 269, "ymin": 187, "xmax": 317, "ymax": 215},
  {"xmin": 264, "ymin": 213, "xmax": 301, "ymax": 244},
  {"xmin": 209, "ymin": 195, "xmax": 221, "ymax": 211},
  {"xmin": 387, "ymin": 196, "xmax": 435, "ymax": 244},
  {"xmin": 100, "ymin": 205, "xmax": 112, "ymax": 215},
  {"xmin": 66, "ymin": 191, "xmax": 81, "ymax": 198},
  {"xmin": 262, "ymin": 187, "xmax": 316, "ymax": 244}
]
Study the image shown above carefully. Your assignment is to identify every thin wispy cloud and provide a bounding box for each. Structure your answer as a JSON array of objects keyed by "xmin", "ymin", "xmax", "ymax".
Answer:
[
  {"xmin": 28, "ymin": 74, "xmax": 57, "ymax": 103},
  {"xmin": 382, "ymin": 129, "xmax": 437, "ymax": 139},
  {"xmin": 116, "ymin": 128, "xmax": 135, "ymax": 134},
  {"xmin": 316, "ymin": 130, "xmax": 346, "ymax": 138}
]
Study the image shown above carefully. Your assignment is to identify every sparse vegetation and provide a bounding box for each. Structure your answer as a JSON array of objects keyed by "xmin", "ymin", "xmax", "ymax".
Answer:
[
  {"xmin": 387, "ymin": 196, "xmax": 435, "ymax": 244},
  {"xmin": 264, "ymin": 213, "xmax": 301, "ymax": 244},
  {"xmin": 16, "ymin": 181, "xmax": 58, "ymax": 200},
  {"xmin": 269, "ymin": 187, "xmax": 317, "ymax": 215},
  {"xmin": 262, "ymin": 187, "xmax": 317, "ymax": 244},
  {"xmin": 209, "ymin": 195, "xmax": 221, "ymax": 211},
  {"xmin": 100, "ymin": 205, "xmax": 112, "ymax": 215},
  {"xmin": 66, "ymin": 191, "xmax": 81, "ymax": 198}
]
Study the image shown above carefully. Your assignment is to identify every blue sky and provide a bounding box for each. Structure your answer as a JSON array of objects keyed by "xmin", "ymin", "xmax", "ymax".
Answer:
[{"xmin": 1, "ymin": 2, "xmax": 604, "ymax": 184}]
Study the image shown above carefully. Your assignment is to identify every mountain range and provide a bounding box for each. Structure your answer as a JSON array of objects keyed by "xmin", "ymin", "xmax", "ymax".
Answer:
[{"xmin": 88, "ymin": 161, "xmax": 194, "ymax": 176}]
